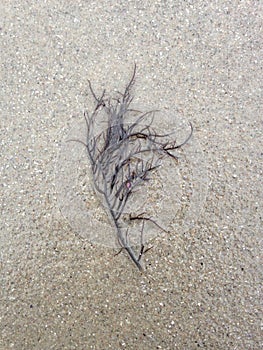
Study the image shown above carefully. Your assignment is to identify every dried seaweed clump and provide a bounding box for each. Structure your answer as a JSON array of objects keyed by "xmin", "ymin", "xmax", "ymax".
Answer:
[{"xmin": 82, "ymin": 66, "xmax": 192, "ymax": 271}]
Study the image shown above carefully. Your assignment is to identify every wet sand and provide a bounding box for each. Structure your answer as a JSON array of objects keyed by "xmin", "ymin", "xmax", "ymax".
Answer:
[{"xmin": 1, "ymin": 1, "xmax": 262, "ymax": 349}]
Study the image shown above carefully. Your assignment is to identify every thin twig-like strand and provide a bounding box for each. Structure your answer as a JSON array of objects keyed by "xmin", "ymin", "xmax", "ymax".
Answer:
[{"xmin": 81, "ymin": 66, "xmax": 192, "ymax": 270}]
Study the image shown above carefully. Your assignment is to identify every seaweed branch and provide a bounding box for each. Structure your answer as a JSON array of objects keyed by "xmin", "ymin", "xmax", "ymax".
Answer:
[{"xmin": 81, "ymin": 65, "xmax": 192, "ymax": 271}]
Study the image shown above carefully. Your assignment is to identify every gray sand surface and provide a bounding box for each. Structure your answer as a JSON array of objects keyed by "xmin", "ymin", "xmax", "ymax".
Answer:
[{"xmin": 1, "ymin": 1, "xmax": 262, "ymax": 349}]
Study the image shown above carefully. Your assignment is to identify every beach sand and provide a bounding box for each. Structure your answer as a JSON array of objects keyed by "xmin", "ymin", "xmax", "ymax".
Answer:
[{"xmin": 1, "ymin": 1, "xmax": 262, "ymax": 349}]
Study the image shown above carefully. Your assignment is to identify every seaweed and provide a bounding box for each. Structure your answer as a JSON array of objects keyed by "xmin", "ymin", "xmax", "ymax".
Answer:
[{"xmin": 79, "ymin": 65, "xmax": 192, "ymax": 271}]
